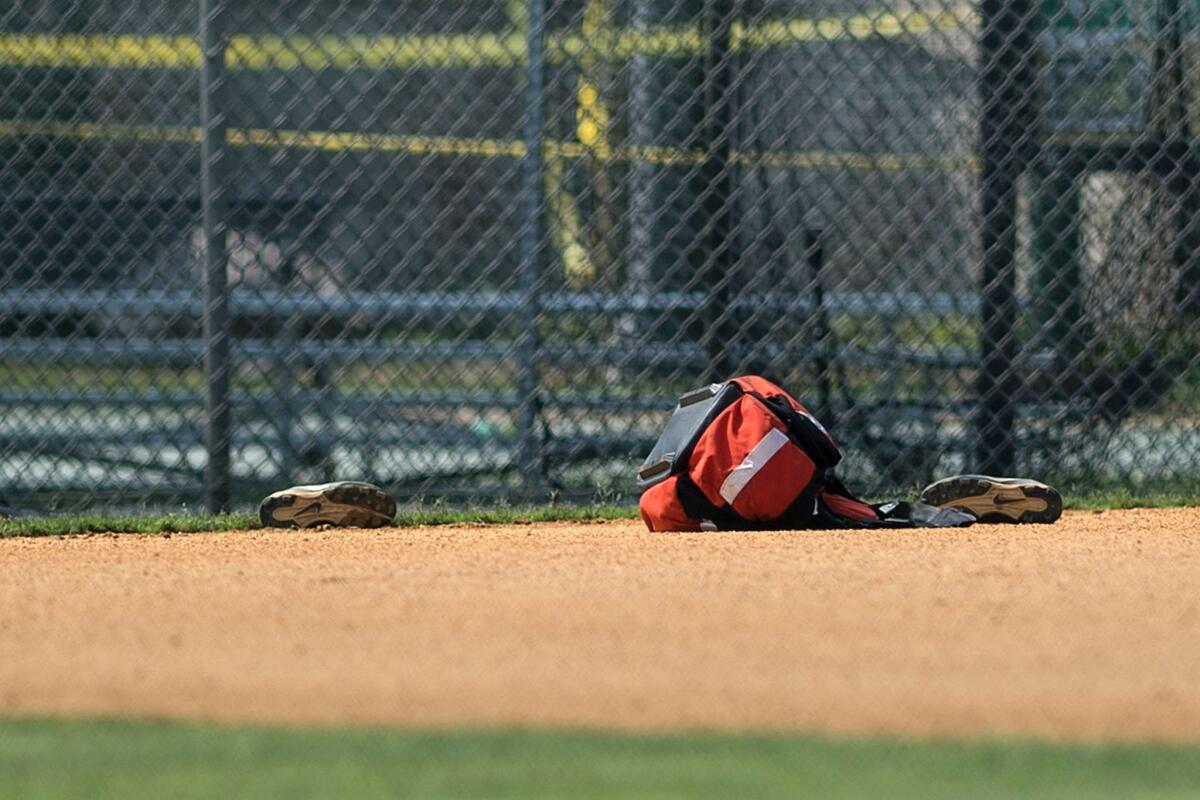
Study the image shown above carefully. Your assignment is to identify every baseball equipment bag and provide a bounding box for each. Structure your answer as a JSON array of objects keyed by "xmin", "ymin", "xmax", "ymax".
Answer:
[{"xmin": 637, "ymin": 375, "xmax": 974, "ymax": 531}]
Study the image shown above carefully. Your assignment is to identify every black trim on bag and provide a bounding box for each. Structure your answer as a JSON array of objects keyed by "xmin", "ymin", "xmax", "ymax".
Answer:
[
  {"xmin": 746, "ymin": 391, "xmax": 842, "ymax": 469},
  {"xmin": 770, "ymin": 476, "xmax": 827, "ymax": 529},
  {"xmin": 674, "ymin": 472, "xmax": 754, "ymax": 529},
  {"xmin": 809, "ymin": 476, "xmax": 888, "ymax": 529}
]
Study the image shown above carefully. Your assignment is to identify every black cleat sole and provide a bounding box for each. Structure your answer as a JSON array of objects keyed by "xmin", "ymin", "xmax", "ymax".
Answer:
[
  {"xmin": 259, "ymin": 481, "xmax": 397, "ymax": 529},
  {"xmin": 919, "ymin": 475, "xmax": 1063, "ymax": 524}
]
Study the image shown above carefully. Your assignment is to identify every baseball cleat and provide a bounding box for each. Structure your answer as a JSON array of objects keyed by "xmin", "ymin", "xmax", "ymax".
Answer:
[
  {"xmin": 259, "ymin": 481, "xmax": 396, "ymax": 529},
  {"xmin": 919, "ymin": 475, "xmax": 1062, "ymax": 524}
]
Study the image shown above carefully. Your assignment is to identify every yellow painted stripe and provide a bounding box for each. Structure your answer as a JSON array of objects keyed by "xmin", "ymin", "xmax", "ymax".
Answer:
[
  {"xmin": 735, "ymin": 148, "xmax": 982, "ymax": 173},
  {"xmin": 228, "ymin": 127, "xmax": 526, "ymax": 158},
  {"xmin": 733, "ymin": 8, "xmax": 974, "ymax": 48},
  {"xmin": 0, "ymin": 118, "xmax": 202, "ymax": 144},
  {"xmin": 0, "ymin": 34, "xmax": 200, "ymax": 69},
  {"xmin": 0, "ymin": 7, "xmax": 976, "ymax": 71},
  {"xmin": 225, "ymin": 32, "xmax": 525, "ymax": 70},
  {"xmin": 0, "ymin": 118, "xmax": 981, "ymax": 173},
  {"xmin": 565, "ymin": 24, "xmax": 705, "ymax": 61}
]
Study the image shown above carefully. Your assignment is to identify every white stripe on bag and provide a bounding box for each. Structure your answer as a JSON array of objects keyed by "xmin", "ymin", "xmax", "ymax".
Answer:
[{"xmin": 718, "ymin": 427, "xmax": 791, "ymax": 505}]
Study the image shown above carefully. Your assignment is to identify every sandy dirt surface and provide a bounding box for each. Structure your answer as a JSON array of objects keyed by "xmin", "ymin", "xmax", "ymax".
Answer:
[{"xmin": 1, "ymin": 508, "xmax": 1199, "ymax": 741}]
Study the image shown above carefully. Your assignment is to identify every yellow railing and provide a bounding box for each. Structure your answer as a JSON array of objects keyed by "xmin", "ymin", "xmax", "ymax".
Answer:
[
  {"xmin": 0, "ymin": 118, "xmax": 981, "ymax": 172},
  {"xmin": 0, "ymin": 7, "xmax": 975, "ymax": 71}
]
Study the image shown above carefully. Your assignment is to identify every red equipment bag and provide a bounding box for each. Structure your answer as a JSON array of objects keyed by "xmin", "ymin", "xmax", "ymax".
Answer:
[{"xmin": 637, "ymin": 376, "xmax": 972, "ymax": 532}]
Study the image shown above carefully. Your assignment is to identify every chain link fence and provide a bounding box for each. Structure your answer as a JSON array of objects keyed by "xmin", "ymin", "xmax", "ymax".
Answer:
[{"xmin": 0, "ymin": 0, "xmax": 1197, "ymax": 512}]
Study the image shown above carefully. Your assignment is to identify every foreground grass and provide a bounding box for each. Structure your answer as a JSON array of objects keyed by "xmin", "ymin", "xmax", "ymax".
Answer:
[{"xmin": 2, "ymin": 718, "xmax": 1199, "ymax": 800}]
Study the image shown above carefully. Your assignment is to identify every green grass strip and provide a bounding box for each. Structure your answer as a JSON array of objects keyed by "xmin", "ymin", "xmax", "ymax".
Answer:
[
  {"xmin": 0, "ymin": 512, "xmax": 259, "ymax": 537},
  {"xmin": 0, "ymin": 505, "xmax": 640, "ymax": 538},
  {"xmin": 2, "ymin": 490, "xmax": 1198, "ymax": 538},
  {"xmin": 1, "ymin": 718, "xmax": 1199, "ymax": 800},
  {"xmin": 1062, "ymin": 490, "xmax": 1200, "ymax": 511},
  {"xmin": 390, "ymin": 504, "xmax": 640, "ymax": 527}
]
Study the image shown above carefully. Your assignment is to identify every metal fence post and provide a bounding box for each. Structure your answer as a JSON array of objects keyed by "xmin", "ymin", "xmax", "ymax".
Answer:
[
  {"xmin": 976, "ymin": 0, "xmax": 1037, "ymax": 476},
  {"xmin": 1151, "ymin": 0, "xmax": 1200, "ymax": 314},
  {"xmin": 200, "ymin": 0, "xmax": 232, "ymax": 511},
  {"xmin": 1029, "ymin": 162, "xmax": 1085, "ymax": 356},
  {"xmin": 697, "ymin": 0, "xmax": 738, "ymax": 381},
  {"xmin": 517, "ymin": 0, "xmax": 546, "ymax": 499},
  {"xmin": 1177, "ymin": 155, "xmax": 1200, "ymax": 315},
  {"xmin": 805, "ymin": 229, "xmax": 837, "ymax": 425},
  {"xmin": 625, "ymin": 0, "xmax": 667, "ymax": 374}
]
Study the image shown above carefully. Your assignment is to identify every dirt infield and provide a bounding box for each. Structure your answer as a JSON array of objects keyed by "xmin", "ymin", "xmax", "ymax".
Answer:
[{"xmin": 1, "ymin": 508, "xmax": 1199, "ymax": 741}]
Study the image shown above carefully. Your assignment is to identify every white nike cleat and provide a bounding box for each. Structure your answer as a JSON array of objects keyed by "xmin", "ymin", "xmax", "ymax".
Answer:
[
  {"xmin": 919, "ymin": 475, "xmax": 1063, "ymax": 524},
  {"xmin": 258, "ymin": 481, "xmax": 396, "ymax": 528}
]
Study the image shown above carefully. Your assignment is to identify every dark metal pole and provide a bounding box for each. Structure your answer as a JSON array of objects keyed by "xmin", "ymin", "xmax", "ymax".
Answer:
[
  {"xmin": 1151, "ymin": 0, "xmax": 1200, "ymax": 314},
  {"xmin": 697, "ymin": 0, "xmax": 738, "ymax": 381},
  {"xmin": 277, "ymin": 255, "xmax": 300, "ymax": 485},
  {"xmin": 976, "ymin": 0, "xmax": 1037, "ymax": 475},
  {"xmin": 517, "ymin": 0, "xmax": 546, "ymax": 499},
  {"xmin": 625, "ymin": 0, "xmax": 657, "ymax": 365},
  {"xmin": 805, "ymin": 228, "xmax": 835, "ymax": 425},
  {"xmin": 1177, "ymin": 151, "xmax": 1200, "ymax": 316},
  {"xmin": 1029, "ymin": 162, "xmax": 1085, "ymax": 356},
  {"xmin": 626, "ymin": 0, "xmax": 689, "ymax": 380},
  {"xmin": 200, "ymin": 0, "xmax": 232, "ymax": 511}
]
